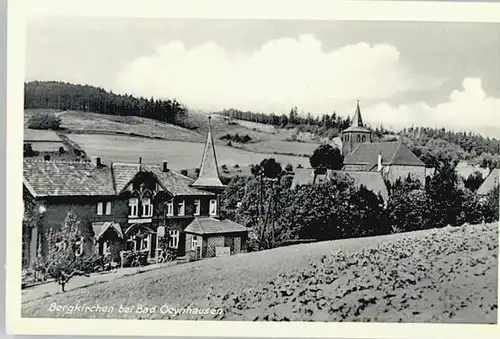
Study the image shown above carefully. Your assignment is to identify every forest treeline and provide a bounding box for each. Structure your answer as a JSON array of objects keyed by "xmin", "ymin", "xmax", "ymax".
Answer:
[
  {"xmin": 218, "ymin": 107, "xmax": 500, "ymax": 168},
  {"xmin": 24, "ymin": 81, "xmax": 189, "ymax": 127}
]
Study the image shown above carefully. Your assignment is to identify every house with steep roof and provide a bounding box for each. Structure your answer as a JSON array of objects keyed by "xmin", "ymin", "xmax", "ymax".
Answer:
[
  {"xmin": 477, "ymin": 168, "xmax": 499, "ymax": 197},
  {"xmin": 341, "ymin": 102, "xmax": 427, "ymax": 185},
  {"xmin": 22, "ymin": 117, "xmax": 248, "ymax": 269}
]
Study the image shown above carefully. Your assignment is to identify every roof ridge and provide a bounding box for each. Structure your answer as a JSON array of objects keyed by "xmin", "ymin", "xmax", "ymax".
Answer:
[{"xmin": 23, "ymin": 159, "xmax": 90, "ymax": 164}]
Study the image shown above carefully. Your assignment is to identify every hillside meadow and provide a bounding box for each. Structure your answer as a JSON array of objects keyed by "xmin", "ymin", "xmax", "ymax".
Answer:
[
  {"xmin": 69, "ymin": 134, "xmax": 311, "ymax": 170},
  {"xmin": 22, "ymin": 222, "xmax": 498, "ymax": 323}
]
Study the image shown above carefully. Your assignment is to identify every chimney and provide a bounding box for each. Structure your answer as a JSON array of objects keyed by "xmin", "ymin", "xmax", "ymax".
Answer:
[
  {"xmin": 162, "ymin": 160, "xmax": 169, "ymax": 172},
  {"xmin": 377, "ymin": 153, "xmax": 383, "ymax": 171},
  {"xmin": 44, "ymin": 155, "xmax": 50, "ymax": 161},
  {"xmin": 91, "ymin": 156, "xmax": 102, "ymax": 167}
]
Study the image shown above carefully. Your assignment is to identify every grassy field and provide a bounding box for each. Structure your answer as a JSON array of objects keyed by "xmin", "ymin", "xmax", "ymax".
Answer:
[
  {"xmin": 22, "ymin": 222, "xmax": 498, "ymax": 323},
  {"xmin": 24, "ymin": 109, "xmax": 324, "ymax": 160},
  {"xmin": 69, "ymin": 134, "xmax": 311, "ymax": 170}
]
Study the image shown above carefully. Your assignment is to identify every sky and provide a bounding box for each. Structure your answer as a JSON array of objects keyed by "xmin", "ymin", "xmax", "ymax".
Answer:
[{"xmin": 25, "ymin": 18, "xmax": 500, "ymax": 137}]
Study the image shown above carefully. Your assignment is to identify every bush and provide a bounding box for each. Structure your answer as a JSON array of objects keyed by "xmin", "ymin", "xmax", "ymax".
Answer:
[
  {"xmin": 27, "ymin": 113, "xmax": 62, "ymax": 130},
  {"xmin": 181, "ymin": 169, "xmax": 188, "ymax": 176}
]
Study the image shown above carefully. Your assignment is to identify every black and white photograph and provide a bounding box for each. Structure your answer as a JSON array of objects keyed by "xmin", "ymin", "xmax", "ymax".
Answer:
[{"xmin": 5, "ymin": 0, "xmax": 500, "ymax": 337}]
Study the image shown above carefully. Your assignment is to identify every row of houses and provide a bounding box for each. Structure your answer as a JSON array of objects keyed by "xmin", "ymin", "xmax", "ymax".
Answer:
[{"xmin": 22, "ymin": 117, "xmax": 249, "ymax": 269}]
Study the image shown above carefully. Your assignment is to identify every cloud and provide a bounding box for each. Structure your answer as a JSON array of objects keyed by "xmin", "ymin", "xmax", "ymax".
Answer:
[
  {"xmin": 362, "ymin": 78, "xmax": 500, "ymax": 137},
  {"xmin": 115, "ymin": 34, "xmax": 439, "ymax": 113}
]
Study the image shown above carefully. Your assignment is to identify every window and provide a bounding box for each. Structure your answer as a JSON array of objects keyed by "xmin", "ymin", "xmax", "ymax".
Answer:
[
  {"xmin": 97, "ymin": 201, "xmax": 112, "ymax": 215},
  {"xmin": 75, "ymin": 237, "xmax": 84, "ymax": 256},
  {"xmin": 191, "ymin": 236, "xmax": 199, "ymax": 250},
  {"xmin": 142, "ymin": 198, "xmax": 153, "ymax": 217},
  {"xmin": 97, "ymin": 202, "xmax": 103, "ymax": 215},
  {"xmin": 209, "ymin": 199, "xmax": 217, "ymax": 216},
  {"xmin": 357, "ymin": 135, "xmax": 360, "ymax": 142},
  {"xmin": 166, "ymin": 200, "xmax": 174, "ymax": 216},
  {"xmin": 169, "ymin": 230, "xmax": 179, "ymax": 249},
  {"xmin": 141, "ymin": 235, "xmax": 150, "ymax": 251},
  {"xmin": 194, "ymin": 199, "xmax": 201, "ymax": 216},
  {"xmin": 103, "ymin": 240, "xmax": 111, "ymax": 255},
  {"xmin": 362, "ymin": 135, "xmax": 366, "ymax": 142},
  {"xmin": 177, "ymin": 200, "xmax": 185, "ymax": 216},
  {"xmin": 129, "ymin": 198, "xmax": 139, "ymax": 217}
]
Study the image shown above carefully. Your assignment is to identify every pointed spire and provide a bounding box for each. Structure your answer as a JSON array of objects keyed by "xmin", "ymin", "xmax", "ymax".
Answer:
[
  {"xmin": 351, "ymin": 100, "xmax": 364, "ymax": 127},
  {"xmin": 191, "ymin": 115, "xmax": 225, "ymax": 190}
]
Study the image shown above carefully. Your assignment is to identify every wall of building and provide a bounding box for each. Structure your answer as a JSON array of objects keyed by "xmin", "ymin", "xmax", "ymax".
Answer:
[{"xmin": 386, "ymin": 165, "xmax": 426, "ymax": 185}]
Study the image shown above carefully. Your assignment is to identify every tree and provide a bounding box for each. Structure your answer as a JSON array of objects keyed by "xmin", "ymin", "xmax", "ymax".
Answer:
[
  {"xmin": 27, "ymin": 112, "xmax": 61, "ymax": 130},
  {"xmin": 425, "ymin": 161, "xmax": 462, "ymax": 227},
  {"xmin": 464, "ymin": 171, "xmax": 484, "ymax": 192},
  {"xmin": 309, "ymin": 144, "xmax": 343, "ymax": 183},
  {"xmin": 310, "ymin": 144, "xmax": 343, "ymax": 171},
  {"xmin": 483, "ymin": 185, "xmax": 499, "ymax": 223},
  {"xmin": 387, "ymin": 189, "xmax": 429, "ymax": 233},
  {"xmin": 284, "ymin": 163, "xmax": 294, "ymax": 173},
  {"xmin": 45, "ymin": 211, "xmax": 90, "ymax": 292}
]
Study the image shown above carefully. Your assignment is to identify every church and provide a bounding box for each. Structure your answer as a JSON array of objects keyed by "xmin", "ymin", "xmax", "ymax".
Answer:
[{"xmin": 341, "ymin": 101, "xmax": 427, "ymax": 185}]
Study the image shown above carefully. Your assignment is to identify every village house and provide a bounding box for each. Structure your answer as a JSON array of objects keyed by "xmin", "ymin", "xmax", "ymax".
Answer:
[
  {"xmin": 477, "ymin": 168, "xmax": 499, "ymax": 198},
  {"xmin": 341, "ymin": 101, "xmax": 427, "ymax": 185},
  {"xmin": 22, "ymin": 117, "xmax": 248, "ymax": 269}
]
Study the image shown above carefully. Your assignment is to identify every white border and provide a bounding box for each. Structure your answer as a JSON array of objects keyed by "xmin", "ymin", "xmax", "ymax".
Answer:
[{"xmin": 6, "ymin": 0, "xmax": 500, "ymax": 337}]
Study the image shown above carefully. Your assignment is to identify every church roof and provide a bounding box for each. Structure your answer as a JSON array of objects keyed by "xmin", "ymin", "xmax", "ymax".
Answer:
[
  {"xmin": 343, "ymin": 101, "xmax": 371, "ymax": 133},
  {"xmin": 477, "ymin": 169, "xmax": 499, "ymax": 196},
  {"xmin": 343, "ymin": 141, "xmax": 426, "ymax": 167},
  {"xmin": 191, "ymin": 116, "xmax": 226, "ymax": 190}
]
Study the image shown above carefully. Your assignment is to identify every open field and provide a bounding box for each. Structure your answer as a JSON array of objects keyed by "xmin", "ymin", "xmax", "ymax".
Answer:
[
  {"xmin": 69, "ymin": 134, "xmax": 311, "ymax": 170},
  {"xmin": 25, "ymin": 109, "xmax": 324, "ymax": 158},
  {"xmin": 58, "ymin": 110, "xmax": 205, "ymax": 143},
  {"xmin": 22, "ymin": 222, "xmax": 498, "ymax": 323}
]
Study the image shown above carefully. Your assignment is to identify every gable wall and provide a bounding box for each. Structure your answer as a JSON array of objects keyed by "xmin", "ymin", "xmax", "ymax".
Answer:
[{"xmin": 386, "ymin": 165, "xmax": 426, "ymax": 185}]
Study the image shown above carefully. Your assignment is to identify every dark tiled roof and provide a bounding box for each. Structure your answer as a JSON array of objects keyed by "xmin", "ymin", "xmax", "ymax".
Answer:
[
  {"xmin": 23, "ymin": 160, "xmax": 115, "ymax": 197},
  {"xmin": 184, "ymin": 217, "xmax": 248, "ymax": 235},
  {"xmin": 111, "ymin": 163, "xmax": 140, "ymax": 193},
  {"xmin": 24, "ymin": 160, "xmax": 214, "ymax": 198},
  {"xmin": 290, "ymin": 168, "xmax": 389, "ymax": 201},
  {"xmin": 343, "ymin": 141, "xmax": 425, "ymax": 167},
  {"xmin": 477, "ymin": 169, "xmax": 499, "ymax": 195},
  {"xmin": 192, "ymin": 118, "xmax": 225, "ymax": 189},
  {"xmin": 146, "ymin": 165, "xmax": 214, "ymax": 196}
]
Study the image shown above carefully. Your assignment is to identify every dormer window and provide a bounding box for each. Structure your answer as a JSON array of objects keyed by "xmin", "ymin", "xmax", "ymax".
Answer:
[
  {"xmin": 142, "ymin": 198, "xmax": 153, "ymax": 217},
  {"xmin": 177, "ymin": 200, "xmax": 185, "ymax": 216},
  {"xmin": 194, "ymin": 199, "xmax": 201, "ymax": 216},
  {"xmin": 209, "ymin": 199, "xmax": 217, "ymax": 216},
  {"xmin": 129, "ymin": 198, "xmax": 139, "ymax": 217},
  {"xmin": 166, "ymin": 200, "xmax": 174, "ymax": 216}
]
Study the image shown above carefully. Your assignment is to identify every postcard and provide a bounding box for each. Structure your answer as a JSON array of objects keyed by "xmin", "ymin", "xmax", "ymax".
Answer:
[{"xmin": 5, "ymin": 0, "xmax": 500, "ymax": 337}]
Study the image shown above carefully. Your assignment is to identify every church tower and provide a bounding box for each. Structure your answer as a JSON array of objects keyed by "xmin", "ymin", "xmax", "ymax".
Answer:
[{"xmin": 341, "ymin": 101, "xmax": 372, "ymax": 155}]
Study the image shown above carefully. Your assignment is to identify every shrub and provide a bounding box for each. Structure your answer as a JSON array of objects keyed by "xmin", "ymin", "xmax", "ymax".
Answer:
[
  {"xmin": 181, "ymin": 169, "xmax": 188, "ymax": 176},
  {"xmin": 285, "ymin": 163, "xmax": 294, "ymax": 173},
  {"xmin": 27, "ymin": 113, "xmax": 62, "ymax": 130},
  {"xmin": 58, "ymin": 146, "xmax": 65, "ymax": 155}
]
